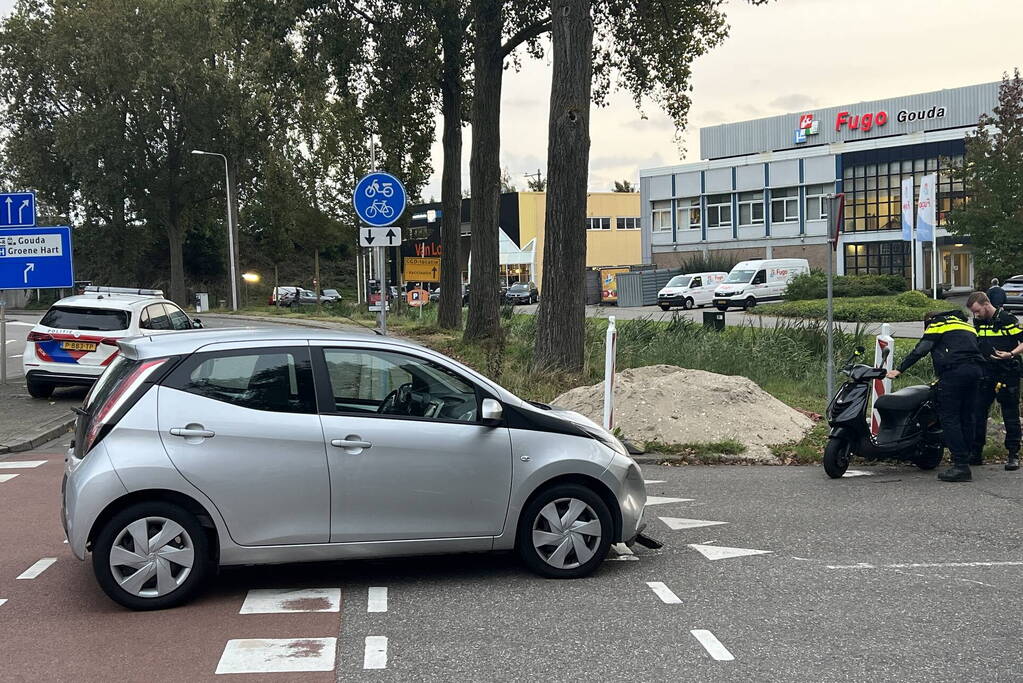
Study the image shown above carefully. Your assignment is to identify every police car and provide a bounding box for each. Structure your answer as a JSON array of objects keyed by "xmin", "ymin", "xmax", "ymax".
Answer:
[{"xmin": 23, "ymin": 286, "xmax": 202, "ymax": 398}]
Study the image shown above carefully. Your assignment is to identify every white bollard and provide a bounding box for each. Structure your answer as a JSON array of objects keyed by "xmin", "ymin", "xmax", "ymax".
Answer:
[
  {"xmin": 603, "ymin": 316, "xmax": 617, "ymax": 431},
  {"xmin": 870, "ymin": 322, "xmax": 894, "ymax": 435}
]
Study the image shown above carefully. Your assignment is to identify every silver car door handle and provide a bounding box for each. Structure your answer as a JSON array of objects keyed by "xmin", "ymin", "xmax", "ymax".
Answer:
[
  {"xmin": 170, "ymin": 427, "xmax": 216, "ymax": 438},
  {"xmin": 331, "ymin": 439, "xmax": 372, "ymax": 449}
]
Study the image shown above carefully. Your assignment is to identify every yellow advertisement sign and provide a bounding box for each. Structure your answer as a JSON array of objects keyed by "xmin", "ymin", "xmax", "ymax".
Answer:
[
  {"xmin": 404, "ymin": 257, "xmax": 441, "ymax": 283},
  {"xmin": 601, "ymin": 267, "xmax": 630, "ymax": 303}
]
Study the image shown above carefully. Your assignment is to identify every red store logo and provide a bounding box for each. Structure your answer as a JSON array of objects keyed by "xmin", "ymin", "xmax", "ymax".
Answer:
[{"xmin": 835, "ymin": 110, "xmax": 888, "ymax": 132}]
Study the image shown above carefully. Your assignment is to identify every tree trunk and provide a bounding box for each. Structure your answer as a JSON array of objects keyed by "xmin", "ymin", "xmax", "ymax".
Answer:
[
  {"xmin": 437, "ymin": 14, "xmax": 464, "ymax": 330},
  {"xmin": 463, "ymin": 0, "xmax": 503, "ymax": 342},
  {"xmin": 534, "ymin": 0, "xmax": 593, "ymax": 372},
  {"xmin": 167, "ymin": 225, "xmax": 187, "ymax": 305}
]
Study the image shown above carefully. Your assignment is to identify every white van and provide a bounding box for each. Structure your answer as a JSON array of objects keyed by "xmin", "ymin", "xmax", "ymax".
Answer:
[
  {"xmin": 657, "ymin": 272, "xmax": 728, "ymax": 311},
  {"xmin": 713, "ymin": 258, "xmax": 810, "ymax": 311}
]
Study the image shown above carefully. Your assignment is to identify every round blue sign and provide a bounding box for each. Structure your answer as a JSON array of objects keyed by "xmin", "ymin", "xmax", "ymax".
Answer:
[{"xmin": 353, "ymin": 172, "xmax": 407, "ymax": 227}]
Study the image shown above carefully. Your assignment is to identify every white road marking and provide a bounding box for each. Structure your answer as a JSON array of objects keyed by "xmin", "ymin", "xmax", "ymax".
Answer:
[
  {"xmin": 691, "ymin": 629, "xmax": 735, "ymax": 661},
  {"xmin": 646, "ymin": 581, "xmax": 682, "ymax": 604},
  {"xmin": 644, "ymin": 479, "xmax": 666, "ymax": 485},
  {"xmin": 216, "ymin": 638, "xmax": 337, "ymax": 674},
  {"xmin": 16, "ymin": 557, "xmax": 57, "ymax": 579},
  {"xmin": 0, "ymin": 474, "xmax": 20, "ymax": 484},
  {"xmin": 0, "ymin": 599, "xmax": 7, "ymax": 608},
  {"xmin": 843, "ymin": 470, "xmax": 874, "ymax": 477},
  {"xmin": 0, "ymin": 460, "xmax": 47, "ymax": 469},
  {"xmin": 368, "ymin": 586, "xmax": 388, "ymax": 613},
  {"xmin": 827, "ymin": 560, "xmax": 1023, "ymax": 570},
  {"xmin": 689, "ymin": 544, "xmax": 773, "ymax": 561},
  {"xmin": 645, "ymin": 496, "xmax": 694, "ymax": 506},
  {"xmin": 239, "ymin": 588, "xmax": 340, "ymax": 614},
  {"xmin": 9, "ymin": 354, "xmax": 22, "ymax": 359},
  {"xmin": 660, "ymin": 517, "xmax": 728, "ymax": 530},
  {"xmin": 5, "ymin": 339, "xmax": 14, "ymax": 344},
  {"xmin": 364, "ymin": 636, "xmax": 388, "ymax": 669},
  {"xmin": 607, "ymin": 542, "xmax": 639, "ymax": 561}
]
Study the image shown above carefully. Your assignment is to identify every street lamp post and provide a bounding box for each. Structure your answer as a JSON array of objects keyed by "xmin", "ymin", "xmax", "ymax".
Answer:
[
  {"xmin": 242, "ymin": 272, "xmax": 260, "ymax": 307},
  {"xmin": 191, "ymin": 149, "xmax": 239, "ymax": 311}
]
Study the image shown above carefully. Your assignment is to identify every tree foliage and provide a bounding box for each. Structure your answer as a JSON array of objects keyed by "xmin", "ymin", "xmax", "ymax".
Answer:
[
  {"xmin": 613, "ymin": 179, "xmax": 635, "ymax": 192},
  {"xmin": 947, "ymin": 69, "xmax": 1023, "ymax": 283}
]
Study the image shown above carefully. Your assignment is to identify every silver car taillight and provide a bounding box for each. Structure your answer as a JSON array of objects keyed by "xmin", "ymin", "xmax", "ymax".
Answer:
[{"xmin": 80, "ymin": 358, "xmax": 168, "ymax": 455}]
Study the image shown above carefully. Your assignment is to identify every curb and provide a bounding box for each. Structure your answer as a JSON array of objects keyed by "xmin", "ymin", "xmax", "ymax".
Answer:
[
  {"xmin": 200, "ymin": 313, "xmax": 367, "ymax": 332},
  {"xmin": 0, "ymin": 414, "xmax": 75, "ymax": 456}
]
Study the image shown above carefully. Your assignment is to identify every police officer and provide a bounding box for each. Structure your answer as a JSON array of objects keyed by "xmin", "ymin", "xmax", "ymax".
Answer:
[
  {"xmin": 967, "ymin": 291, "xmax": 1023, "ymax": 470},
  {"xmin": 988, "ymin": 278, "xmax": 1008, "ymax": 309},
  {"xmin": 887, "ymin": 309, "xmax": 984, "ymax": 482}
]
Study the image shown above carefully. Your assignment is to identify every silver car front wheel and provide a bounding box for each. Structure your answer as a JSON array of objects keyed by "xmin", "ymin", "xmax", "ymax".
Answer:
[
  {"xmin": 518, "ymin": 484, "xmax": 613, "ymax": 579},
  {"xmin": 93, "ymin": 501, "xmax": 211, "ymax": 610}
]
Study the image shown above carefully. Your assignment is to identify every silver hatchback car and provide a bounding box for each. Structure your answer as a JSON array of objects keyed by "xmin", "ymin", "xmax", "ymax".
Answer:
[{"xmin": 62, "ymin": 328, "xmax": 647, "ymax": 610}]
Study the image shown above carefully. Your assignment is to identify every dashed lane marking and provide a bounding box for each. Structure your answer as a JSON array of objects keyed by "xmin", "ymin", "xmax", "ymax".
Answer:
[
  {"xmin": 644, "ymin": 480, "xmax": 666, "ymax": 485},
  {"xmin": 646, "ymin": 496, "xmax": 694, "ymax": 506},
  {"xmin": 0, "ymin": 460, "xmax": 47, "ymax": 469},
  {"xmin": 843, "ymin": 470, "xmax": 874, "ymax": 477},
  {"xmin": 0, "ymin": 474, "xmax": 20, "ymax": 484},
  {"xmin": 16, "ymin": 558, "xmax": 57, "ymax": 579},
  {"xmin": 364, "ymin": 636, "xmax": 388, "ymax": 670},
  {"xmin": 691, "ymin": 629, "xmax": 735, "ymax": 661},
  {"xmin": 0, "ymin": 599, "xmax": 7, "ymax": 608},
  {"xmin": 646, "ymin": 581, "xmax": 682, "ymax": 604},
  {"xmin": 827, "ymin": 560, "xmax": 1023, "ymax": 570},
  {"xmin": 215, "ymin": 638, "xmax": 337, "ymax": 674},
  {"xmin": 660, "ymin": 517, "xmax": 728, "ymax": 530},
  {"xmin": 368, "ymin": 586, "xmax": 388, "ymax": 613},
  {"xmin": 688, "ymin": 544, "xmax": 773, "ymax": 561},
  {"xmin": 239, "ymin": 588, "xmax": 341, "ymax": 614}
]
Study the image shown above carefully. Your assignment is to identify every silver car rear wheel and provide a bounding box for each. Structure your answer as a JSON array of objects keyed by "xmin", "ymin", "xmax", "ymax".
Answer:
[
  {"xmin": 532, "ymin": 498, "xmax": 602, "ymax": 569},
  {"xmin": 109, "ymin": 516, "xmax": 195, "ymax": 598}
]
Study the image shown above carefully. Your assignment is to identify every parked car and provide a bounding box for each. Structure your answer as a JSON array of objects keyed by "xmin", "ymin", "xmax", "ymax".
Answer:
[
  {"xmin": 268, "ymin": 286, "xmax": 299, "ymax": 306},
  {"xmin": 713, "ymin": 258, "xmax": 810, "ymax": 311},
  {"xmin": 61, "ymin": 328, "xmax": 646, "ymax": 610},
  {"xmin": 430, "ymin": 286, "xmax": 469, "ymax": 306},
  {"xmin": 23, "ymin": 286, "xmax": 201, "ymax": 399},
  {"xmin": 321, "ymin": 289, "xmax": 342, "ymax": 302},
  {"xmin": 1002, "ymin": 275, "xmax": 1023, "ymax": 311},
  {"xmin": 657, "ymin": 272, "xmax": 728, "ymax": 311},
  {"xmin": 505, "ymin": 282, "xmax": 539, "ymax": 305}
]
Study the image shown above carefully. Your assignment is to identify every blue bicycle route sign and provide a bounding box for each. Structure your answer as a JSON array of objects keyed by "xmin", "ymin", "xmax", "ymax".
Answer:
[
  {"xmin": 0, "ymin": 226, "xmax": 74, "ymax": 289},
  {"xmin": 353, "ymin": 172, "xmax": 407, "ymax": 228},
  {"xmin": 0, "ymin": 191, "xmax": 36, "ymax": 228}
]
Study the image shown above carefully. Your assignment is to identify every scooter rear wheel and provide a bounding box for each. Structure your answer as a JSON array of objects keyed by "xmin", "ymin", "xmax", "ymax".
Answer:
[
  {"xmin": 914, "ymin": 445, "xmax": 944, "ymax": 470},
  {"xmin": 823, "ymin": 438, "xmax": 852, "ymax": 478}
]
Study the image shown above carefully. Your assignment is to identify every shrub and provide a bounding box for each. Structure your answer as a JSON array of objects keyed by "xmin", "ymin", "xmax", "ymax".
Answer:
[
  {"xmin": 784, "ymin": 271, "xmax": 909, "ymax": 300},
  {"xmin": 761, "ymin": 295, "xmax": 934, "ymax": 322},
  {"xmin": 894, "ymin": 290, "xmax": 934, "ymax": 307}
]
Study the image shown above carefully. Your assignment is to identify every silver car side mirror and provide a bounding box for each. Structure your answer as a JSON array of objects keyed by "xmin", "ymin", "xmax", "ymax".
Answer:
[{"xmin": 481, "ymin": 398, "xmax": 503, "ymax": 426}]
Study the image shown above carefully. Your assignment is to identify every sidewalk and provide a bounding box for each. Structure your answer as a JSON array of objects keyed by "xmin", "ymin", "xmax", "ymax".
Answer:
[{"xmin": 0, "ymin": 382, "xmax": 80, "ymax": 456}]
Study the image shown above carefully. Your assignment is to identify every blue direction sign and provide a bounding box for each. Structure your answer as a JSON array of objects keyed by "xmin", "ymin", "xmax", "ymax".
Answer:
[
  {"xmin": 353, "ymin": 172, "xmax": 407, "ymax": 227},
  {"xmin": 0, "ymin": 226, "xmax": 73, "ymax": 289},
  {"xmin": 0, "ymin": 191, "xmax": 36, "ymax": 228}
]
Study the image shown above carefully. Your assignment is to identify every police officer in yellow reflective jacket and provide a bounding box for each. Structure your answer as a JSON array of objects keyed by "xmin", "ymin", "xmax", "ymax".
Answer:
[
  {"xmin": 967, "ymin": 291, "xmax": 1023, "ymax": 470},
  {"xmin": 887, "ymin": 309, "xmax": 983, "ymax": 482}
]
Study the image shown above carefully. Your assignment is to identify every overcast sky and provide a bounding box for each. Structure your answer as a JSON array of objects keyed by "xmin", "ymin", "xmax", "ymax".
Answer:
[{"xmin": 3, "ymin": 0, "xmax": 1021, "ymax": 200}]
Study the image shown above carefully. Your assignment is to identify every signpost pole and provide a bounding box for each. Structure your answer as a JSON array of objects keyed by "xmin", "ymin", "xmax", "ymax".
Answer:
[
  {"xmin": 1, "ymin": 295, "xmax": 7, "ymax": 386},
  {"xmin": 824, "ymin": 194, "xmax": 844, "ymax": 402},
  {"xmin": 378, "ymin": 246, "xmax": 387, "ymax": 335}
]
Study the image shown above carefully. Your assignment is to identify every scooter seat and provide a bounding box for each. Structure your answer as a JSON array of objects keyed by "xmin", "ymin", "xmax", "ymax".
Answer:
[{"xmin": 874, "ymin": 385, "xmax": 932, "ymax": 411}]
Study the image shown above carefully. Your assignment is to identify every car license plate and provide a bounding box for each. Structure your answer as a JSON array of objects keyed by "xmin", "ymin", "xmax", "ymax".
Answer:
[
  {"xmin": 61, "ymin": 341, "xmax": 97, "ymax": 352},
  {"xmin": 1008, "ymin": 291, "xmax": 1021, "ymax": 297},
  {"xmin": 714, "ymin": 299, "xmax": 729, "ymax": 305}
]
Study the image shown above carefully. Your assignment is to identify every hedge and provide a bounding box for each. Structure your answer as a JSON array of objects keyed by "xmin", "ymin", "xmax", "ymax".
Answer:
[
  {"xmin": 759, "ymin": 294, "xmax": 938, "ymax": 322},
  {"xmin": 785, "ymin": 271, "xmax": 908, "ymax": 300}
]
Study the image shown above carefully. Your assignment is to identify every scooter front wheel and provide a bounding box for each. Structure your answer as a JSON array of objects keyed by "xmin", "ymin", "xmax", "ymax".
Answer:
[{"xmin": 823, "ymin": 437, "xmax": 852, "ymax": 478}]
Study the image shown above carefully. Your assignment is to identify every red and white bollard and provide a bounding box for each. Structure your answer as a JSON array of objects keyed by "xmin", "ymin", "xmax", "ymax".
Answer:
[
  {"xmin": 603, "ymin": 316, "xmax": 617, "ymax": 431},
  {"xmin": 870, "ymin": 322, "xmax": 894, "ymax": 435}
]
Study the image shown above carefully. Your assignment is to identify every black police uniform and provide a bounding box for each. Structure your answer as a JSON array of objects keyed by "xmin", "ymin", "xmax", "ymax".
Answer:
[
  {"xmin": 987, "ymin": 284, "xmax": 1008, "ymax": 310},
  {"xmin": 896, "ymin": 311, "xmax": 984, "ymax": 470},
  {"xmin": 973, "ymin": 308, "xmax": 1023, "ymax": 461}
]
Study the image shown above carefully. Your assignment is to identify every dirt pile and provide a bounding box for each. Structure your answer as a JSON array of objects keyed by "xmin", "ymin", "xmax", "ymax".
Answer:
[{"xmin": 552, "ymin": 365, "xmax": 814, "ymax": 463}]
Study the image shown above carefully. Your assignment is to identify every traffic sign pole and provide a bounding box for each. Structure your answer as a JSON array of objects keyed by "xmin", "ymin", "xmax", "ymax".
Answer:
[
  {"xmin": 1, "ymin": 295, "xmax": 7, "ymax": 385},
  {"xmin": 378, "ymin": 246, "xmax": 387, "ymax": 335}
]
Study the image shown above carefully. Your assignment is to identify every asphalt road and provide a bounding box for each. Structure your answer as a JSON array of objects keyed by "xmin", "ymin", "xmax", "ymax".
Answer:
[{"xmin": 2, "ymin": 433, "xmax": 1021, "ymax": 682}]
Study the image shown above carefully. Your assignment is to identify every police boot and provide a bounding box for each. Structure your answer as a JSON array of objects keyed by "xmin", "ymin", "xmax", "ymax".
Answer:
[
  {"xmin": 1006, "ymin": 453, "xmax": 1020, "ymax": 471},
  {"xmin": 938, "ymin": 465, "xmax": 972, "ymax": 482},
  {"xmin": 969, "ymin": 453, "xmax": 984, "ymax": 466}
]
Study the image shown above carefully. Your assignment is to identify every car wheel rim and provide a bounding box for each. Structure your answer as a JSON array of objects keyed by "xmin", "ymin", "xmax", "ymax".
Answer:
[
  {"xmin": 532, "ymin": 497, "xmax": 602, "ymax": 570},
  {"xmin": 109, "ymin": 516, "xmax": 195, "ymax": 598}
]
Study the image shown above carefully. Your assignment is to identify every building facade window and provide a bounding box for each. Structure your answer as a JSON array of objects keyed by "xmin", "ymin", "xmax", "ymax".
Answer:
[
  {"xmin": 771, "ymin": 187, "xmax": 799, "ymax": 223},
  {"xmin": 675, "ymin": 198, "xmax": 701, "ymax": 230},
  {"xmin": 841, "ymin": 140, "xmax": 967, "ymax": 233},
  {"xmin": 651, "ymin": 201, "xmax": 672, "ymax": 232},
  {"xmin": 616, "ymin": 216, "xmax": 641, "ymax": 230},
  {"xmin": 737, "ymin": 191, "xmax": 764, "ymax": 226},
  {"xmin": 843, "ymin": 240, "xmax": 911, "ymax": 278},
  {"xmin": 587, "ymin": 217, "xmax": 611, "ymax": 230},
  {"xmin": 705, "ymin": 194, "xmax": 731, "ymax": 228},
  {"xmin": 804, "ymin": 184, "xmax": 831, "ymax": 221}
]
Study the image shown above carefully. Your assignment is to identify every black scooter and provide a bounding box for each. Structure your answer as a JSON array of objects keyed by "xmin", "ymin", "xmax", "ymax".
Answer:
[{"xmin": 823, "ymin": 346, "xmax": 944, "ymax": 478}]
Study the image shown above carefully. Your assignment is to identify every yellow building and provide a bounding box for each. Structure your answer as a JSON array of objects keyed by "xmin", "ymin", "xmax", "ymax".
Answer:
[
  {"xmin": 405, "ymin": 191, "xmax": 642, "ymax": 293},
  {"xmin": 511, "ymin": 191, "xmax": 642, "ymax": 291}
]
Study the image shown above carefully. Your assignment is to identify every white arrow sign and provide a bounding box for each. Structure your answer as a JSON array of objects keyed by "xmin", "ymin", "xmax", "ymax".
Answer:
[
  {"xmin": 360, "ymin": 227, "xmax": 402, "ymax": 248},
  {"xmin": 23, "ymin": 262, "xmax": 35, "ymax": 283},
  {"xmin": 4, "ymin": 197, "xmax": 10, "ymax": 224},
  {"xmin": 659, "ymin": 517, "xmax": 729, "ymax": 530},
  {"xmin": 645, "ymin": 496, "xmax": 693, "ymax": 506},
  {"xmin": 688, "ymin": 544, "xmax": 774, "ymax": 561},
  {"xmin": 19, "ymin": 199, "xmax": 30, "ymax": 223}
]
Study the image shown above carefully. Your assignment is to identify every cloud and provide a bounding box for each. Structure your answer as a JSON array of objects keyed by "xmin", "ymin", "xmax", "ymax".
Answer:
[{"xmin": 768, "ymin": 93, "xmax": 818, "ymax": 112}]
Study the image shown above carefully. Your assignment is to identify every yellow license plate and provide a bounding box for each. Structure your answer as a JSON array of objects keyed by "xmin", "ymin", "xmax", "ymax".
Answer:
[{"xmin": 61, "ymin": 341, "xmax": 97, "ymax": 352}]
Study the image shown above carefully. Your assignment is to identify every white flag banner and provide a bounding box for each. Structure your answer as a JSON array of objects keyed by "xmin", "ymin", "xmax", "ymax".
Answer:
[
  {"xmin": 901, "ymin": 178, "xmax": 914, "ymax": 242},
  {"xmin": 916, "ymin": 173, "xmax": 937, "ymax": 242}
]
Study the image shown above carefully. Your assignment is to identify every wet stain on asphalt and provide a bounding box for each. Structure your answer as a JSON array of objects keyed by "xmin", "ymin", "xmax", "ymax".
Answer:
[
  {"xmin": 287, "ymin": 639, "xmax": 327, "ymax": 658},
  {"xmin": 282, "ymin": 597, "xmax": 333, "ymax": 612}
]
